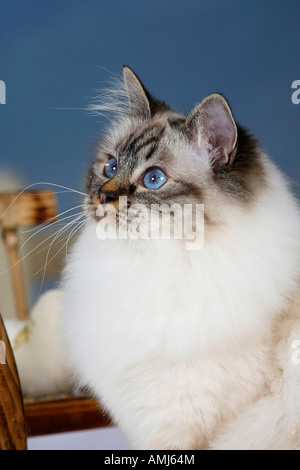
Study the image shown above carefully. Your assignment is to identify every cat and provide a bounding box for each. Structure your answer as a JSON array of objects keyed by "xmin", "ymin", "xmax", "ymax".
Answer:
[{"xmin": 60, "ymin": 66, "xmax": 300, "ymax": 450}]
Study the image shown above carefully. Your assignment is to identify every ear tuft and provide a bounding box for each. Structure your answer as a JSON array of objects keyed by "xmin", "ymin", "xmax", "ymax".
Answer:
[{"xmin": 187, "ymin": 94, "xmax": 238, "ymax": 171}]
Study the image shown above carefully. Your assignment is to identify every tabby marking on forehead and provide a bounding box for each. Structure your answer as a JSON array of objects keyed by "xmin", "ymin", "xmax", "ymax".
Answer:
[{"xmin": 118, "ymin": 123, "xmax": 165, "ymax": 161}]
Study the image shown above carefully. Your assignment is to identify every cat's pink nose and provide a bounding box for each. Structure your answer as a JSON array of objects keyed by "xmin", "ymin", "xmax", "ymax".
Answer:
[{"xmin": 99, "ymin": 191, "xmax": 118, "ymax": 204}]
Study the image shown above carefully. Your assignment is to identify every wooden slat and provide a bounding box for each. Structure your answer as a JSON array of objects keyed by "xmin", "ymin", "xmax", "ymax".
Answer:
[
  {"xmin": 2, "ymin": 229, "xmax": 28, "ymax": 320},
  {"xmin": 0, "ymin": 315, "xmax": 27, "ymax": 450},
  {"xmin": 25, "ymin": 396, "xmax": 111, "ymax": 437},
  {"xmin": 0, "ymin": 190, "xmax": 57, "ymax": 229}
]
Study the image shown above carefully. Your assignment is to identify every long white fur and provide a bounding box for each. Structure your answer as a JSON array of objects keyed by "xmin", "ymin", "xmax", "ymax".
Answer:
[{"xmin": 61, "ymin": 142, "xmax": 300, "ymax": 449}]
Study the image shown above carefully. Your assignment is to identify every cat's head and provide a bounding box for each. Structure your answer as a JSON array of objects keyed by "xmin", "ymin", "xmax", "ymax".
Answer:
[{"xmin": 86, "ymin": 67, "xmax": 266, "ymax": 241}]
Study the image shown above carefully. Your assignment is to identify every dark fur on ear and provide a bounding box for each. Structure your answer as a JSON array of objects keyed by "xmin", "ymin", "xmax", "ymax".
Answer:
[
  {"xmin": 222, "ymin": 123, "xmax": 267, "ymax": 196},
  {"xmin": 186, "ymin": 93, "xmax": 267, "ymax": 199},
  {"xmin": 186, "ymin": 94, "xmax": 238, "ymax": 171}
]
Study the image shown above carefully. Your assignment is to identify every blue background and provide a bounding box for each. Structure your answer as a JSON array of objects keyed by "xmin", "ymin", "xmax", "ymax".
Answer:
[
  {"xmin": 0, "ymin": 0, "xmax": 300, "ymax": 199},
  {"xmin": 0, "ymin": 0, "xmax": 300, "ymax": 309}
]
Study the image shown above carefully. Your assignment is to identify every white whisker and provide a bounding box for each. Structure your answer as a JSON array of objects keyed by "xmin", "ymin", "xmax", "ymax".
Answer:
[
  {"xmin": 36, "ymin": 215, "xmax": 86, "ymax": 294},
  {"xmin": 35, "ymin": 214, "xmax": 85, "ymax": 278},
  {"xmin": 19, "ymin": 210, "xmax": 85, "ymax": 255},
  {"xmin": 31, "ymin": 217, "xmax": 85, "ymax": 260},
  {"xmin": 0, "ymin": 212, "xmax": 85, "ymax": 276},
  {"xmin": 65, "ymin": 219, "xmax": 87, "ymax": 267},
  {"xmin": 0, "ymin": 182, "xmax": 87, "ymax": 222},
  {"xmin": 22, "ymin": 205, "xmax": 85, "ymax": 235}
]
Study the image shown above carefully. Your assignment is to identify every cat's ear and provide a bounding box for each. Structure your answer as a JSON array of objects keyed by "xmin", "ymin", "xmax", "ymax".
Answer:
[
  {"xmin": 187, "ymin": 94, "xmax": 238, "ymax": 171},
  {"xmin": 123, "ymin": 66, "xmax": 170, "ymax": 119},
  {"xmin": 123, "ymin": 66, "xmax": 151, "ymax": 119}
]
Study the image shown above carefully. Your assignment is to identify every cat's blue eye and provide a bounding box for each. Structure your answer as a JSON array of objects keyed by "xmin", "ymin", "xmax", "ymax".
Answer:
[
  {"xmin": 143, "ymin": 168, "xmax": 168, "ymax": 189},
  {"xmin": 104, "ymin": 157, "xmax": 118, "ymax": 179}
]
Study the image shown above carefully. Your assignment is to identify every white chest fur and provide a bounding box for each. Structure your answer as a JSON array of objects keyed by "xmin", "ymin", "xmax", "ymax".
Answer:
[
  {"xmin": 61, "ymin": 181, "xmax": 300, "ymax": 448},
  {"xmin": 61, "ymin": 150, "xmax": 300, "ymax": 448}
]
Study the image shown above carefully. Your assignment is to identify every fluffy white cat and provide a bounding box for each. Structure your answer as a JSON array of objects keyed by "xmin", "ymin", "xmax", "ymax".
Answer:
[{"xmin": 61, "ymin": 67, "xmax": 300, "ymax": 450}]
